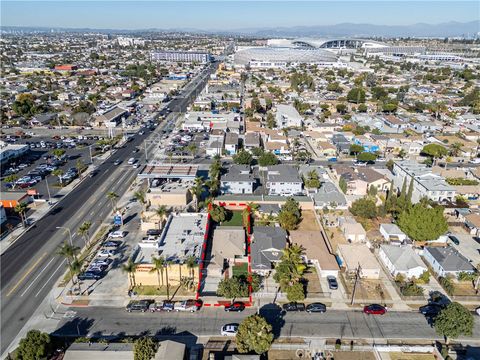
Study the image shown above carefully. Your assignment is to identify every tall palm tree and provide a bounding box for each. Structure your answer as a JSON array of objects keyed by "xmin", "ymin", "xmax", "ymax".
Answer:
[
  {"xmin": 164, "ymin": 259, "xmax": 173, "ymax": 300},
  {"xmin": 57, "ymin": 241, "xmax": 80, "ymax": 289},
  {"xmin": 77, "ymin": 221, "xmax": 92, "ymax": 246},
  {"xmin": 106, "ymin": 191, "xmax": 119, "ymax": 212},
  {"xmin": 69, "ymin": 258, "xmax": 83, "ymax": 294},
  {"xmin": 185, "ymin": 256, "xmax": 197, "ymax": 279},
  {"xmin": 190, "ymin": 177, "xmax": 204, "ymax": 211},
  {"xmin": 150, "ymin": 256, "xmax": 166, "ymax": 289},
  {"xmin": 122, "ymin": 259, "xmax": 137, "ymax": 289},
  {"xmin": 14, "ymin": 202, "xmax": 28, "ymax": 227},
  {"xmin": 450, "ymin": 142, "xmax": 463, "ymax": 157},
  {"xmin": 154, "ymin": 205, "xmax": 168, "ymax": 229},
  {"xmin": 133, "ymin": 190, "xmax": 147, "ymax": 209}
]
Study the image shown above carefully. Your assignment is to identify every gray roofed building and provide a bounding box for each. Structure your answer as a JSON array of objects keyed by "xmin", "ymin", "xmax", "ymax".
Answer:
[
  {"xmin": 251, "ymin": 226, "xmax": 287, "ymax": 274},
  {"xmin": 94, "ymin": 106, "xmax": 127, "ymax": 126},
  {"xmin": 311, "ymin": 180, "xmax": 347, "ymax": 209},
  {"xmin": 275, "ymin": 104, "xmax": 303, "ymax": 128},
  {"xmin": 220, "ymin": 165, "xmax": 255, "ymax": 194},
  {"xmin": 266, "ymin": 165, "xmax": 303, "ymax": 196},
  {"xmin": 211, "ymin": 226, "xmax": 246, "ymax": 270},
  {"xmin": 31, "ymin": 112, "xmax": 57, "ymax": 125},
  {"xmin": 423, "ymin": 246, "xmax": 475, "ymax": 277},
  {"xmin": 378, "ymin": 244, "xmax": 427, "ymax": 279},
  {"xmin": 244, "ymin": 132, "xmax": 260, "ymax": 150}
]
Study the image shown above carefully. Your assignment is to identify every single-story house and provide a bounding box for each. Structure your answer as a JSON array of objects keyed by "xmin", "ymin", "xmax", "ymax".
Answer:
[
  {"xmin": 423, "ymin": 246, "xmax": 475, "ymax": 277},
  {"xmin": 340, "ymin": 217, "xmax": 366, "ymax": 243},
  {"xmin": 211, "ymin": 226, "xmax": 246, "ymax": 272},
  {"xmin": 379, "ymin": 223, "xmax": 408, "ymax": 243},
  {"xmin": 337, "ymin": 244, "xmax": 381, "ymax": 279},
  {"xmin": 251, "ymin": 226, "xmax": 287, "ymax": 275},
  {"xmin": 378, "ymin": 245, "xmax": 427, "ymax": 279},
  {"xmin": 464, "ymin": 213, "xmax": 480, "ymax": 237},
  {"xmin": 289, "ymin": 230, "xmax": 339, "ymax": 277}
]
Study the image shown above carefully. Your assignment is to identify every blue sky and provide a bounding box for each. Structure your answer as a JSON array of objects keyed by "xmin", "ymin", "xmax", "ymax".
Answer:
[{"xmin": 1, "ymin": 1, "xmax": 478, "ymax": 30}]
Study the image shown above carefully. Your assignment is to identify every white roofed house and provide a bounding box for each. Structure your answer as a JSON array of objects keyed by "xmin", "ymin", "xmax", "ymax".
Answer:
[
  {"xmin": 378, "ymin": 245, "xmax": 427, "ymax": 279},
  {"xmin": 275, "ymin": 104, "xmax": 303, "ymax": 128},
  {"xmin": 379, "ymin": 223, "xmax": 408, "ymax": 243}
]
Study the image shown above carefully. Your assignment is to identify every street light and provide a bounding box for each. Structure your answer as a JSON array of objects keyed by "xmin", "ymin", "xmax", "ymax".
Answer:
[{"xmin": 56, "ymin": 226, "xmax": 73, "ymax": 246}]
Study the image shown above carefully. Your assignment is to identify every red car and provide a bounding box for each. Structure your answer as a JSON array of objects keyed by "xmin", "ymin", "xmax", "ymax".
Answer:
[{"xmin": 363, "ymin": 304, "xmax": 387, "ymax": 315}]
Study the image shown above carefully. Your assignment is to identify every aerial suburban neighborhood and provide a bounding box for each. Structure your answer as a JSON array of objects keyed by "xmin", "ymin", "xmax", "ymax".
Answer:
[{"xmin": 1, "ymin": 1, "xmax": 480, "ymax": 360}]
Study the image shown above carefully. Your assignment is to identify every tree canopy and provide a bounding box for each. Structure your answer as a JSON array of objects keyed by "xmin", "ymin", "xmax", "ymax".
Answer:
[
  {"xmin": 258, "ymin": 151, "xmax": 278, "ymax": 166},
  {"xmin": 347, "ymin": 87, "xmax": 366, "ymax": 103},
  {"xmin": 217, "ymin": 277, "xmax": 249, "ymax": 298},
  {"xmin": 278, "ymin": 198, "xmax": 302, "ymax": 231},
  {"xmin": 134, "ymin": 337, "xmax": 157, "ymax": 360},
  {"xmin": 236, "ymin": 314, "xmax": 274, "ymax": 354},
  {"xmin": 421, "ymin": 143, "xmax": 448, "ymax": 159},
  {"xmin": 16, "ymin": 330, "xmax": 51, "ymax": 360},
  {"xmin": 233, "ymin": 149, "xmax": 253, "ymax": 165},
  {"xmin": 397, "ymin": 203, "xmax": 448, "ymax": 242},
  {"xmin": 434, "ymin": 302, "xmax": 474, "ymax": 341},
  {"xmin": 350, "ymin": 197, "xmax": 377, "ymax": 219}
]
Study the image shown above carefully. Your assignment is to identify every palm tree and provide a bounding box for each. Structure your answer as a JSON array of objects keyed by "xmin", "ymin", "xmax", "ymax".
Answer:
[
  {"xmin": 154, "ymin": 205, "xmax": 168, "ymax": 229},
  {"xmin": 69, "ymin": 258, "xmax": 83, "ymax": 294},
  {"xmin": 164, "ymin": 260, "xmax": 173, "ymax": 300},
  {"xmin": 133, "ymin": 190, "xmax": 147, "ymax": 209},
  {"xmin": 106, "ymin": 191, "xmax": 119, "ymax": 212},
  {"xmin": 122, "ymin": 259, "xmax": 137, "ymax": 289},
  {"xmin": 450, "ymin": 142, "xmax": 463, "ymax": 157},
  {"xmin": 57, "ymin": 241, "xmax": 80, "ymax": 290},
  {"xmin": 14, "ymin": 202, "xmax": 28, "ymax": 227},
  {"xmin": 190, "ymin": 177, "xmax": 204, "ymax": 211},
  {"xmin": 187, "ymin": 143, "xmax": 197, "ymax": 158},
  {"xmin": 205, "ymin": 179, "xmax": 219, "ymax": 197},
  {"xmin": 77, "ymin": 221, "xmax": 92, "ymax": 246},
  {"xmin": 185, "ymin": 256, "xmax": 197, "ymax": 279},
  {"xmin": 52, "ymin": 169, "xmax": 64, "ymax": 186},
  {"xmin": 150, "ymin": 256, "xmax": 166, "ymax": 289}
]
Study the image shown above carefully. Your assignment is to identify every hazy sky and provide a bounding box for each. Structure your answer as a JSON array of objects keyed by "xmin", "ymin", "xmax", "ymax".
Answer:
[{"xmin": 1, "ymin": 1, "xmax": 478, "ymax": 30}]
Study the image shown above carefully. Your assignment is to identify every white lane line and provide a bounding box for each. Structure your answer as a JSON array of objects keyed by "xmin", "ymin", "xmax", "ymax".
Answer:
[
  {"xmin": 20, "ymin": 257, "xmax": 56, "ymax": 297},
  {"xmin": 35, "ymin": 259, "xmax": 66, "ymax": 297}
]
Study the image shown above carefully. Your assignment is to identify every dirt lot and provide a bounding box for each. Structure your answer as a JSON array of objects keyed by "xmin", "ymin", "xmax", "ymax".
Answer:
[
  {"xmin": 341, "ymin": 273, "xmax": 392, "ymax": 302},
  {"xmin": 453, "ymin": 281, "xmax": 478, "ymax": 296},
  {"xmin": 304, "ymin": 270, "xmax": 324, "ymax": 295},
  {"xmin": 388, "ymin": 353, "xmax": 436, "ymax": 360},
  {"xmin": 297, "ymin": 210, "xmax": 320, "ymax": 231}
]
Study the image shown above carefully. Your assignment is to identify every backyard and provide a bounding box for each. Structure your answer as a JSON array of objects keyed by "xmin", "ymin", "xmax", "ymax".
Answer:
[{"xmin": 221, "ymin": 210, "xmax": 244, "ymax": 227}]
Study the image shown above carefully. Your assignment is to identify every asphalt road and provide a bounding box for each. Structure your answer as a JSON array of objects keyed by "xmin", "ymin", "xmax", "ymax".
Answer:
[
  {"xmin": 54, "ymin": 306, "xmax": 480, "ymax": 344},
  {"xmin": 0, "ymin": 64, "xmax": 216, "ymax": 356}
]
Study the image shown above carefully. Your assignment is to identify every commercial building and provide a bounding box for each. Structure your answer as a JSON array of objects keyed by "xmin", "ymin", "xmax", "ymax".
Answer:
[
  {"xmin": 0, "ymin": 143, "xmax": 29, "ymax": 165},
  {"xmin": 151, "ymin": 51, "xmax": 212, "ymax": 63}
]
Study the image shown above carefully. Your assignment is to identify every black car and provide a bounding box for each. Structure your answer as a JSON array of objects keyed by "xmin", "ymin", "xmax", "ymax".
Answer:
[
  {"xmin": 419, "ymin": 304, "xmax": 444, "ymax": 317},
  {"xmin": 78, "ymin": 271, "xmax": 103, "ymax": 281},
  {"xmin": 327, "ymin": 276, "xmax": 338, "ymax": 290},
  {"xmin": 306, "ymin": 303, "xmax": 327, "ymax": 313},
  {"xmin": 283, "ymin": 302, "xmax": 306, "ymax": 312},
  {"xmin": 448, "ymin": 235, "xmax": 460, "ymax": 245},
  {"xmin": 224, "ymin": 302, "xmax": 245, "ymax": 312},
  {"xmin": 126, "ymin": 300, "xmax": 151, "ymax": 312}
]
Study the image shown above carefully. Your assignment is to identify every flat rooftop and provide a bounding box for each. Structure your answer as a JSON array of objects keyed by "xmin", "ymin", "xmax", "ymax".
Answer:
[
  {"xmin": 150, "ymin": 179, "xmax": 193, "ymax": 194},
  {"xmin": 138, "ymin": 163, "xmax": 199, "ymax": 180}
]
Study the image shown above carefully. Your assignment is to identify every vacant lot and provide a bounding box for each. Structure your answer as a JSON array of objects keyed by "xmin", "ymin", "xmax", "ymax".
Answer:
[
  {"xmin": 297, "ymin": 210, "xmax": 320, "ymax": 231},
  {"xmin": 388, "ymin": 353, "xmax": 436, "ymax": 360},
  {"xmin": 341, "ymin": 273, "xmax": 392, "ymax": 302}
]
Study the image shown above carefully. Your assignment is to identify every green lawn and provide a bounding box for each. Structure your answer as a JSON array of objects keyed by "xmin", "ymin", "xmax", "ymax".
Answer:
[
  {"xmin": 232, "ymin": 263, "xmax": 248, "ymax": 277},
  {"xmin": 221, "ymin": 211, "xmax": 244, "ymax": 227}
]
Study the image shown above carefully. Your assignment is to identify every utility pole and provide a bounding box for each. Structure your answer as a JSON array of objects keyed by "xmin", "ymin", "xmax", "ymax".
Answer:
[
  {"xmin": 45, "ymin": 175, "xmax": 52, "ymax": 204},
  {"xmin": 88, "ymin": 145, "xmax": 93, "ymax": 164},
  {"xmin": 351, "ymin": 263, "xmax": 362, "ymax": 305}
]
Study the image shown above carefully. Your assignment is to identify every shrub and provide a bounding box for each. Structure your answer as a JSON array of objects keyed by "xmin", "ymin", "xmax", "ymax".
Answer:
[
  {"xmin": 439, "ymin": 276, "xmax": 455, "ymax": 296},
  {"xmin": 400, "ymin": 282, "xmax": 424, "ymax": 296}
]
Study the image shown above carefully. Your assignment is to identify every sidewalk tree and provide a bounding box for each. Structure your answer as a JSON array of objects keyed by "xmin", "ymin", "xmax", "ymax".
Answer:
[
  {"xmin": 286, "ymin": 282, "xmax": 305, "ymax": 302},
  {"xmin": 133, "ymin": 337, "xmax": 157, "ymax": 360},
  {"xmin": 133, "ymin": 190, "xmax": 147, "ymax": 208},
  {"xmin": 16, "ymin": 330, "xmax": 51, "ymax": 360},
  {"xmin": 77, "ymin": 221, "xmax": 92, "ymax": 246},
  {"xmin": 14, "ymin": 202, "xmax": 28, "ymax": 227},
  {"xmin": 233, "ymin": 149, "xmax": 253, "ymax": 165},
  {"xmin": 4, "ymin": 174, "xmax": 19, "ymax": 189},
  {"xmin": 56, "ymin": 241, "xmax": 80, "ymax": 289},
  {"xmin": 236, "ymin": 314, "xmax": 274, "ymax": 354},
  {"xmin": 106, "ymin": 191, "xmax": 119, "ymax": 212},
  {"xmin": 434, "ymin": 302, "xmax": 474, "ymax": 343},
  {"xmin": 150, "ymin": 256, "xmax": 166, "ymax": 288},
  {"xmin": 397, "ymin": 203, "xmax": 448, "ymax": 242},
  {"xmin": 122, "ymin": 259, "xmax": 137, "ymax": 289}
]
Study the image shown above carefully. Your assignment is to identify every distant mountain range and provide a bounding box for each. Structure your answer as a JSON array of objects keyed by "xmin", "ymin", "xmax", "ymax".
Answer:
[{"xmin": 2, "ymin": 20, "xmax": 479, "ymax": 38}]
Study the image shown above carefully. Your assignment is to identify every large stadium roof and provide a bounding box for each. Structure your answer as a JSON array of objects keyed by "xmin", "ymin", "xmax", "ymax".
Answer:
[
  {"xmin": 234, "ymin": 46, "xmax": 338, "ymax": 65},
  {"xmin": 267, "ymin": 38, "xmax": 388, "ymax": 49}
]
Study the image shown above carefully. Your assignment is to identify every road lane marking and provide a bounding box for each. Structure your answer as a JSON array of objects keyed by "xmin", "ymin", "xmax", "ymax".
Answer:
[
  {"xmin": 36, "ymin": 259, "xmax": 66, "ymax": 297},
  {"xmin": 6, "ymin": 252, "xmax": 47, "ymax": 297},
  {"xmin": 20, "ymin": 256, "xmax": 56, "ymax": 296}
]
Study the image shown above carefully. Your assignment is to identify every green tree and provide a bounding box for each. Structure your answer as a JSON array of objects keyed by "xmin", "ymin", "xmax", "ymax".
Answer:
[
  {"xmin": 304, "ymin": 170, "xmax": 321, "ymax": 188},
  {"xmin": 349, "ymin": 144, "xmax": 364, "ymax": 156},
  {"xmin": 258, "ymin": 151, "xmax": 278, "ymax": 166},
  {"xmin": 277, "ymin": 198, "xmax": 302, "ymax": 231},
  {"xmin": 347, "ymin": 87, "xmax": 366, "ymax": 103},
  {"xmin": 133, "ymin": 337, "xmax": 157, "ymax": 360},
  {"xmin": 122, "ymin": 259, "xmax": 137, "ymax": 289},
  {"xmin": 421, "ymin": 144, "xmax": 448, "ymax": 163},
  {"xmin": 4, "ymin": 174, "xmax": 19, "ymax": 190},
  {"xmin": 233, "ymin": 149, "xmax": 253, "ymax": 165},
  {"xmin": 356, "ymin": 152, "xmax": 377, "ymax": 162},
  {"xmin": 251, "ymin": 147, "xmax": 264, "ymax": 157},
  {"xmin": 77, "ymin": 221, "xmax": 92, "ymax": 246},
  {"xmin": 217, "ymin": 277, "xmax": 249, "ymax": 298},
  {"xmin": 106, "ymin": 191, "xmax": 119, "ymax": 212},
  {"xmin": 336, "ymin": 103, "xmax": 348, "ymax": 114},
  {"xmin": 190, "ymin": 177, "xmax": 204, "ymax": 211},
  {"xmin": 339, "ymin": 177, "xmax": 347, "ymax": 193},
  {"xmin": 273, "ymin": 244, "xmax": 306, "ymax": 287},
  {"xmin": 349, "ymin": 197, "xmax": 377, "ymax": 219},
  {"xmin": 286, "ymin": 282, "xmax": 305, "ymax": 302},
  {"xmin": 14, "ymin": 202, "xmax": 28, "ymax": 227},
  {"xmin": 449, "ymin": 142, "xmax": 463, "ymax": 157},
  {"xmin": 12, "ymin": 93, "xmax": 37, "ymax": 118},
  {"xmin": 150, "ymin": 256, "xmax": 166, "ymax": 289},
  {"xmin": 52, "ymin": 169, "xmax": 64, "ymax": 185},
  {"xmin": 16, "ymin": 330, "xmax": 51, "ymax": 360},
  {"xmin": 52, "ymin": 148, "xmax": 66, "ymax": 159},
  {"xmin": 209, "ymin": 204, "xmax": 228, "ymax": 223},
  {"xmin": 397, "ymin": 203, "xmax": 448, "ymax": 242},
  {"xmin": 236, "ymin": 315, "xmax": 274, "ymax": 354},
  {"xmin": 266, "ymin": 112, "xmax": 276, "ymax": 129},
  {"xmin": 434, "ymin": 302, "xmax": 474, "ymax": 343},
  {"xmin": 154, "ymin": 205, "xmax": 168, "ymax": 229},
  {"xmin": 357, "ymin": 103, "xmax": 368, "ymax": 112}
]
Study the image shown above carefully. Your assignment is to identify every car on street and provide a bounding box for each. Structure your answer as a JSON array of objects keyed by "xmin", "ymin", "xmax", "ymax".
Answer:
[
  {"xmin": 221, "ymin": 323, "xmax": 239, "ymax": 336},
  {"xmin": 78, "ymin": 271, "xmax": 103, "ymax": 281},
  {"xmin": 363, "ymin": 304, "xmax": 387, "ymax": 315},
  {"xmin": 113, "ymin": 159, "xmax": 121, "ymax": 166},
  {"xmin": 89, "ymin": 170, "xmax": 99, "ymax": 178},
  {"xmin": 149, "ymin": 302, "xmax": 164, "ymax": 312},
  {"xmin": 109, "ymin": 230, "xmax": 126, "ymax": 238},
  {"xmin": 126, "ymin": 300, "xmax": 151, "ymax": 312},
  {"xmin": 306, "ymin": 303, "xmax": 327, "ymax": 313},
  {"xmin": 283, "ymin": 302, "xmax": 306, "ymax": 312},
  {"xmin": 327, "ymin": 276, "xmax": 338, "ymax": 290},
  {"xmin": 175, "ymin": 299, "xmax": 202, "ymax": 312},
  {"xmin": 162, "ymin": 300, "xmax": 175, "ymax": 312},
  {"xmin": 224, "ymin": 301, "xmax": 245, "ymax": 312},
  {"xmin": 419, "ymin": 304, "xmax": 443, "ymax": 317}
]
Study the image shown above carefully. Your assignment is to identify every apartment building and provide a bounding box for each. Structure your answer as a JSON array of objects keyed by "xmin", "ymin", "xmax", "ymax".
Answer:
[
  {"xmin": 220, "ymin": 165, "xmax": 255, "ymax": 195},
  {"xmin": 265, "ymin": 165, "xmax": 303, "ymax": 196}
]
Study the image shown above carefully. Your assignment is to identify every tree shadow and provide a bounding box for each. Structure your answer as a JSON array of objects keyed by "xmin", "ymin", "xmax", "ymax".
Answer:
[
  {"xmin": 155, "ymin": 326, "xmax": 177, "ymax": 336},
  {"xmin": 259, "ymin": 303, "xmax": 285, "ymax": 339},
  {"xmin": 51, "ymin": 317, "xmax": 95, "ymax": 338}
]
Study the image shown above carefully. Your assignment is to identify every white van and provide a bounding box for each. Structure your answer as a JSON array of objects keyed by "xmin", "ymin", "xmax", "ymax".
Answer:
[{"xmin": 127, "ymin": 158, "xmax": 136, "ymax": 165}]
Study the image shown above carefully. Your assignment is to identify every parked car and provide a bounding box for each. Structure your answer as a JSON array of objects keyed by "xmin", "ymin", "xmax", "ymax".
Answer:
[
  {"xmin": 162, "ymin": 300, "xmax": 175, "ymax": 312},
  {"xmin": 103, "ymin": 240, "xmax": 121, "ymax": 248},
  {"xmin": 283, "ymin": 302, "xmax": 306, "ymax": 312},
  {"xmin": 91, "ymin": 258, "xmax": 113, "ymax": 267},
  {"xmin": 126, "ymin": 300, "xmax": 151, "ymax": 313},
  {"xmin": 419, "ymin": 304, "xmax": 443, "ymax": 317},
  {"xmin": 78, "ymin": 271, "xmax": 103, "ymax": 281},
  {"xmin": 448, "ymin": 235, "xmax": 460, "ymax": 245},
  {"xmin": 87, "ymin": 264, "xmax": 108, "ymax": 273},
  {"xmin": 224, "ymin": 301, "xmax": 245, "ymax": 312},
  {"xmin": 149, "ymin": 302, "xmax": 164, "ymax": 312},
  {"xmin": 306, "ymin": 303, "xmax": 327, "ymax": 313},
  {"xmin": 109, "ymin": 230, "xmax": 126, "ymax": 238},
  {"xmin": 221, "ymin": 323, "xmax": 239, "ymax": 336},
  {"xmin": 175, "ymin": 299, "xmax": 201, "ymax": 312},
  {"xmin": 327, "ymin": 276, "xmax": 338, "ymax": 290},
  {"xmin": 363, "ymin": 304, "xmax": 387, "ymax": 315},
  {"xmin": 97, "ymin": 249, "xmax": 115, "ymax": 258}
]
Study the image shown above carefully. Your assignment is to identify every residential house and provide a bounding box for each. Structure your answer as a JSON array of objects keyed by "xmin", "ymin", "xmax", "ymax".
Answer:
[
  {"xmin": 206, "ymin": 131, "xmax": 225, "ymax": 157},
  {"xmin": 331, "ymin": 133, "xmax": 351, "ymax": 154},
  {"xmin": 311, "ymin": 180, "xmax": 348, "ymax": 209},
  {"xmin": 423, "ymin": 246, "xmax": 475, "ymax": 277},
  {"xmin": 251, "ymin": 226, "xmax": 287, "ymax": 275},
  {"xmin": 275, "ymin": 104, "xmax": 303, "ymax": 128},
  {"xmin": 220, "ymin": 165, "xmax": 255, "ymax": 195},
  {"xmin": 412, "ymin": 121, "xmax": 442, "ymax": 134},
  {"xmin": 211, "ymin": 226, "xmax": 246, "ymax": 273},
  {"xmin": 244, "ymin": 132, "xmax": 261, "ymax": 152},
  {"xmin": 382, "ymin": 115, "xmax": 409, "ymax": 133},
  {"xmin": 340, "ymin": 216, "xmax": 367, "ymax": 243},
  {"xmin": 334, "ymin": 165, "xmax": 390, "ymax": 196},
  {"xmin": 224, "ymin": 132, "xmax": 239, "ymax": 155},
  {"xmin": 337, "ymin": 244, "xmax": 381, "ymax": 279},
  {"xmin": 378, "ymin": 245, "xmax": 427, "ymax": 279},
  {"xmin": 379, "ymin": 223, "xmax": 408, "ymax": 243},
  {"xmin": 265, "ymin": 165, "xmax": 303, "ymax": 196},
  {"xmin": 464, "ymin": 213, "xmax": 480, "ymax": 237}
]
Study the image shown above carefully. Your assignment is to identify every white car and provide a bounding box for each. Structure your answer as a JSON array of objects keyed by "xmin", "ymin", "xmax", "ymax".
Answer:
[
  {"xmin": 476, "ymin": 307, "xmax": 480, "ymax": 316},
  {"xmin": 221, "ymin": 323, "xmax": 239, "ymax": 336},
  {"xmin": 97, "ymin": 249, "xmax": 115, "ymax": 258},
  {"xmin": 109, "ymin": 231, "xmax": 126, "ymax": 238}
]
